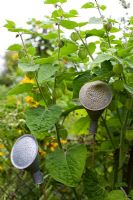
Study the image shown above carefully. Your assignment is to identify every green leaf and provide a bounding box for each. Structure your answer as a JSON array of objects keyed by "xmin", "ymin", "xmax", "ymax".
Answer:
[
  {"xmin": 99, "ymin": 141, "xmax": 114, "ymax": 152},
  {"xmin": 73, "ymin": 70, "xmax": 91, "ymax": 98},
  {"xmin": 124, "ymin": 84, "xmax": 133, "ymax": 95},
  {"xmin": 100, "ymin": 5, "xmax": 106, "ymax": 10},
  {"xmin": 4, "ymin": 20, "xmax": 16, "ymax": 29},
  {"xmin": 8, "ymin": 83, "xmax": 33, "ymax": 95},
  {"xmin": 70, "ymin": 116, "xmax": 89, "ymax": 135},
  {"xmin": 45, "ymin": 144, "xmax": 87, "ymax": 187},
  {"xmin": 125, "ymin": 130, "xmax": 133, "ymax": 141},
  {"xmin": 105, "ymin": 190, "xmax": 127, "ymax": 200},
  {"xmin": 35, "ymin": 56, "xmax": 56, "ymax": 64},
  {"xmin": 110, "ymin": 27, "xmax": 120, "ymax": 33},
  {"xmin": 60, "ymin": 41, "xmax": 78, "ymax": 56},
  {"xmin": 42, "ymin": 32, "xmax": 58, "ymax": 39},
  {"xmin": 60, "ymin": 20, "xmax": 78, "ymax": 29},
  {"xmin": 18, "ymin": 62, "xmax": 39, "ymax": 72},
  {"xmin": 8, "ymin": 44, "xmax": 22, "ymax": 51},
  {"xmin": 44, "ymin": 0, "xmax": 67, "ymax": 4},
  {"xmin": 86, "ymin": 29, "xmax": 105, "ymax": 38},
  {"xmin": 89, "ymin": 17, "xmax": 102, "ymax": 24},
  {"xmin": 84, "ymin": 169, "xmax": 107, "ymax": 200},
  {"xmin": 88, "ymin": 42, "xmax": 96, "ymax": 54},
  {"xmin": 52, "ymin": 9, "xmax": 63, "ymax": 18},
  {"xmin": 27, "ymin": 46, "xmax": 36, "ymax": 56},
  {"xmin": 113, "ymin": 80, "xmax": 124, "ymax": 92},
  {"xmin": 6, "ymin": 27, "xmax": 33, "ymax": 34},
  {"xmin": 25, "ymin": 105, "xmax": 62, "ymax": 135},
  {"xmin": 93, "ymin": 54, "xmax": 112, "ymax": 64},
  {"xmin": 78, "ymin": 22, "xmax": 88, "ymax": 27},
  {"xmin": 81, "ymin": 2, "xmax": 95, "ymax": 9},
  {"xmin": 38, "ymin": 64, "xmax": 58, "ymax": 84}
]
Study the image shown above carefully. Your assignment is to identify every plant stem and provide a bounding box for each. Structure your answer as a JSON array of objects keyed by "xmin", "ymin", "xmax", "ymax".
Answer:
[
  {"xmin": 94, "ymin": 0, "xmax": 111, "ymax": 48},
  {"xmin": 19, "ymin": 33, "xmax": 30, "ymax": 61},
  {"xmin": 19, "ymin": 33, "xmax": 48, "ymax": 107},
  {"xmin": 54, "ymin": 22, "xmax": 63, "ymax": 150},
  {"xmin": 72, "ymin": 188, "xmax": 79, "ymax": 200},
  {"xmin": 55, "ymin": 124, "xmax": 62, "ymax": 149},
  {"xmin": 127, "ymin": 147, "xmax": 133, "ymax": 193},
  {"xmin": 74, "ymin": 29, "xmax": 94, "ymax": 61},
  {"xmin": 117, "ymin": 108, "xmax": 122, "ymax": 125},
  {"xmin": 34, "ymin": 72, "xmax": 48, "ymax": 107},
  {"xmin": 118, "ymin": 110, "xmax": 129, "ymax": 182},
  {"xmin": 113, "ymin": 149, "xmax": 119, "ymax": 188},
  {"xmin": 101, "ymin": 116, "xmax": 115, "ymax": 149}
]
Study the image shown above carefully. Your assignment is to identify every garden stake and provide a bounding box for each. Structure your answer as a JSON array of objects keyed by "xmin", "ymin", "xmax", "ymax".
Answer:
[
  {"xmin": 10, "ymin": 134, "xmax": 43, "ymax": 184},
  {"xmin": 79, "ymin": 80, "xmax": 112, "ymax": 135}
]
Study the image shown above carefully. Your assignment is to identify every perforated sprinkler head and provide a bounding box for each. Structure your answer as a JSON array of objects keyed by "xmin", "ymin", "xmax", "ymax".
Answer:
[
  {"xmin": 10, "ymin": 134, "xmax": 43, "ymax": 184},
  {"xmin": 79, "ymin": 80, "xmax": 112, "ymax": 134}
]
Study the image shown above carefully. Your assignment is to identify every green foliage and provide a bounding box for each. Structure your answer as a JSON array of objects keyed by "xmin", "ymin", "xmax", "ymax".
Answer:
[
  {"xmin": 38, "ymin": 64, "xmax": 58, "ymax": 84},
  {"xmin": 60, "ymin": 20, "xmax": 78, "ymax": 29},
  {"xmin": 105, "ymin": 190, "xmax": 128, "ymax": 200},
  {"xmin": 25, "ymin": 105, "xmax": 62, "ymax": 136},
  {"xmin": 81, "ymin": 2, "xmax": 95, "ymax": 9},
  {"xmin": 83, "ymin": 169, "xmax": 107, "ymax": 200},
  {"xmin": 8, "ymin": 83, "xmax": 33, "ymax": 95},
  {"xmin": 46, "ymin": 144, "xmax": 87, "ymax": 187},
  {"xmin": 18, "ymin": 62, "xmax": 40, "ymax": 72},
  {"xmin": 8, "ymin": 44, "xmax": 23, "ymax": 51},
  {"xmin": 93, "ymin": 54, "xmax": 112, "ymax": 64},
  {"xmin": 44, "ymin": 0, "xmax": 67, "ymax": 4}
]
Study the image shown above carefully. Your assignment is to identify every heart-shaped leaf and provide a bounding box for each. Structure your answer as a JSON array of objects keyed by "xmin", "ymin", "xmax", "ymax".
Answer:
[{"xmin": 45, "ymin": 144, "xmax": 87, "ymax": 187}]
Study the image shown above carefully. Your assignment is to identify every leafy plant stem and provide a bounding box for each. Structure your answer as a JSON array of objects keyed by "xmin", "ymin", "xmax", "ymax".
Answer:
[
  {"xmin": 34, "ymin": 72, "xmax": 48, "ymax": 107},
  {"xmin": 53, "ymin": 22, "xmax": 63, "ymax": 150},
  {"xmin": 72, "ymin": 188, "xmax": 79, "ymax": 200},
  {"xmin": 94, "ymin": 0, "xmax": 111, "ymax": 48},
  {"xmin": 118, "ymin": 110, "xmax": 129, "ymax": 182},
  {"xmin": 19, "ymin": 33, "xmax": 29, "ymax": 60},
  {"xmin": 19, "ymin": 33, "xmax": 48, "ymax": 107},
  {"xmin": 101, "ymin": 116, "xmax": 115, "ymax": 149},
  {"xmin": 55, "ymin": 124, "xmax": 62, "ymax": 149},
  {"xmin": 112, "ymin": 55, "xmax": 127, "ymax": 83},
  {"xmin": 117, "ymin": 108, "xmax": 122, "ymax": 125},
  {"xmin": 74, "ymin": 29, "xmax": 94, "ymax": 61},
  {"xmin": 113, "ymin": 149, "xmax": 119, "ymax": 188},
  {"xmin": 127, "ymin": 147, "xmax": 133, "ymax": 193}
]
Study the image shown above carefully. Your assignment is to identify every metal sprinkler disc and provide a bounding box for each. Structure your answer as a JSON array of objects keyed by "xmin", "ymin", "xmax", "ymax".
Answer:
[
  {"xmin": 10, "ymin": 134, "xmax": 38, "ymax": 170},
  {"xmin": 79, "ymin": 80, "xmax": 112, "ymax": 111}
]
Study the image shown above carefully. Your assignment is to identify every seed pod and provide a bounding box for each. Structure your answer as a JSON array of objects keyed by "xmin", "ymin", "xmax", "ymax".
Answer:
[
  {"xmin": 78, "ymin": 47, "xmax": 87, "ymax": 59},
  {"xmin": 104, "ymin": 22, "xmax": 112, "ymax": 32},
  {"xmin": 113, "ymin": 64, "xmax": 123, "ymax": 75},
  {"xmin": 58, "ymin": 40, "xmax": 65, "ymax": 48},
  {"xmin": 70, "ymin": 32, "xmax": 79, "ymax": 41}
]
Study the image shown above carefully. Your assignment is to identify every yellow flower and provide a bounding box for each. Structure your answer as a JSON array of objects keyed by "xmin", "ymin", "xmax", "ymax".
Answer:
[
  {"xmin": 39, "ymin": 150, "xmax": 47, "ymax": 157},
  {"xmin": 50, "ymin": 147, "xmax": 55, "ymax": 151},
  {"xmin": 0, "ymin": 144, "xmax": 5, "ymax": 149},
  {"xmin": 0, "ymin": 165, "xmax": 3, "ymax": 171},
  {"xmin": 51, "ymin": 142, "xmax": 58, "ymax": 148},
  {"xmin": 61, "ymin": 139, "xmax": 67, "ymax": 144},
  {"xmin": 20, "ymin": 75, "xmax": 35, "ymax": 84},
  {"xmin": 0, "ymin": 152, "xmax": 4, "ymax": 156},
  {"xmin": 25, "ymin": 96, "xmax": 39, "ymax": 108}
]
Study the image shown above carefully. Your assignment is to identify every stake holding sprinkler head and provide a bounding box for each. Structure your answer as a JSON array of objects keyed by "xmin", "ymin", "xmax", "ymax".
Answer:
[
  {"xmin": 79, "ymin": 80, "xmax": 112, "ymax": 134},
  {"xmin": 10, "ymin": 134, "xmax": 43, "ymax": 184}
]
